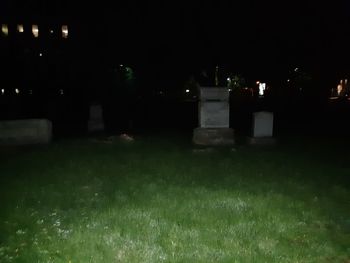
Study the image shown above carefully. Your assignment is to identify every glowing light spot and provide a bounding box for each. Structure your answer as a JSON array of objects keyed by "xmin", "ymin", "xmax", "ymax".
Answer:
[
  {"xmin": 228, "ymin": 88, "xmax": 232, "ymax": 92},
  {"xmin": 32, "ymin": 25, "xmax": 39, "ymax": 37},
  {"xmin": 259, "ymin": 83, "xmax": 266, "ymax": 96},
  {"xmin": 1, "ymin": 24, "xmax": 8, "ymax": 36},
  {"xmin": 256, "ymin": 81, "xmax": 260, "ymax": 85},
  {"xmin": 185, "ymin": 89, "xmax": 190, "ymax": 93},
  {"xmin": 59, "ymin": 89, "xmax": 64, "ymax": 95},
  {"xmin": 62, "ymin": 25, "xmax": 68, "ymax": 38},
  {"xmin": 17, "ymin": 24, "xmax": 24, "ymax": 33},
  {"xmin": 50, "ymin": 29, "xmax": 54, "ymax": 34},
  {"xmin": 15, "ymin": 89, "xmax": 20, "ymax": 94},
  {"xmin": 1, "ymin": 89, "xmax": 4, "ymax": 95},
  {"xmin": 39, "ymin": 53, "xmax": 43, "ymax": 57}
]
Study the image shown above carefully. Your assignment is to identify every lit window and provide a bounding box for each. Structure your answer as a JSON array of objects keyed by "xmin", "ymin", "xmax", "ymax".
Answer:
[
  {"xmin": 32, "ymin": 25, "xmax": 39, "ymax": 37},
  {"xmin": 1, "ymin": 89, "xmax": 4, "ymax": 95},
  {"xmin": 1, "ymin": 24, "xmax": 8, "ymax": 36},
  {"xmin": 15, "ymin": 88, "xmax": 20, "ymax": 94},
  {"xmin": 17, "ymin": 24, "xmax": 24, "ymax": 33},
  {"xmin": 62, "ymin": 25, "xmax": 68, "ymax": 38}
]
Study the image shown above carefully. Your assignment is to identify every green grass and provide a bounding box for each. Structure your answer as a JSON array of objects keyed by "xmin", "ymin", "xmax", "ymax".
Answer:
[{"xmin": 0, "ymin": 134, "xmax": 349, "ymax": 262}]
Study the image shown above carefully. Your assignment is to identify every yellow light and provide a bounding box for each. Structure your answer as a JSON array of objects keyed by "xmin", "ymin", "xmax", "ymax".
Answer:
[
  {"xmin": 1, "ymin": 24, "xmax": 8, "ymax": 36},
  {"xmin": 32, "ymin": 25, "xmax": 39, "ymax": 37},
  {"xmin": 17, "ymin": 24, "xmax": 24, "ymax": 33},
  {"xmin": 62, "ymin": 25, "xmax": 68, "ymax": 38}
]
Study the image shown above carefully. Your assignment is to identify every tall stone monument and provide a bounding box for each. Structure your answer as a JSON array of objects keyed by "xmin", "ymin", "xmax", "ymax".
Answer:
[
  {"xmin": 193, "ymin": 87, "xmax": 234, "ymax": 145},
  {"xmin": 88, "ymin": 102, "xmax": 104, "ymax": 133}
]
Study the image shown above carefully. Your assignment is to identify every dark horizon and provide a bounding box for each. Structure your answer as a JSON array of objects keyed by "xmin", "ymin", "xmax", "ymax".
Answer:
[{"xmin": 1, "ymin": 1, "xmax": 350, "ymax": 79}]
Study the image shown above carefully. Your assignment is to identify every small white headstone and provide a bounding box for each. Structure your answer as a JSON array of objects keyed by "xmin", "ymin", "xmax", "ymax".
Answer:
[{"xmin": 252, "ymin": 111, "xmax": 273, "ymax": 137}]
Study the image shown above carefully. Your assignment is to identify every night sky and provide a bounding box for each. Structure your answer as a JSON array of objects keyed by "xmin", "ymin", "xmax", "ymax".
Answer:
[
  {"xmin": 90, "ymin": 1, "xmax": 350, "ymax": 72},
  {"xmin": 2, "ymin": 1, "xmax": 350, "ymax": 80}
]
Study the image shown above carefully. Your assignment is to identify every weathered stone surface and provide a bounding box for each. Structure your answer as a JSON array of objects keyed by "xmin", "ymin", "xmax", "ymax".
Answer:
[
  {"xmin": 193, "ymin": 128, "xmax": 234, "ymax": 146},
  {"xmin": 88, "ymin": 103, "xmax": 104, "ymax": 132},
  {"xmin": 200, "ymin": 101, "xmax": 229, "ymax": 128},
  {"xmin": 199, "ymin": 87, "xmax": 230, "ymax": 128},
  {"xmin": 252, "ymin": 111, "xmax": 274, "ymax": 137},
  {"xmin": 0, "ymin": 119, "xmax": 52, "ymax": 145},
  {"xmin": 200, "ymin": 87, "xmax": 229, "ymax": 101}
]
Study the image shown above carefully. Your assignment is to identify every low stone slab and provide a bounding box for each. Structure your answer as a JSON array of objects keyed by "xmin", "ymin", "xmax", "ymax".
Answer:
[
  {"xmin": 0, "ymin": 119, "xmax": 52, "ymax": 145},
  {"xmin": 247, "ymin": 136, "xmax": 277, "ymax": 145},
  {"xmin": 193, "ymin": 128, "xmax": 235, "ymax": 146}
]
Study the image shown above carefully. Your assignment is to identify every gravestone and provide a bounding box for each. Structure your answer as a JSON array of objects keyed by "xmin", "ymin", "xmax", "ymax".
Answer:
[
  {"xmin": 88, "ymin": 103, "xmax": 104, "ymax": 133},
  {"xmin": 0, "ymin": 119, "xmax": 52, "ymax": 145},
  {"xmin": 248, "ymin": 111, "xmax": 276, "ymax": 144},
  {"xmin": 193, "ymin": 87, "xmax": 234, "ymax": 145}
]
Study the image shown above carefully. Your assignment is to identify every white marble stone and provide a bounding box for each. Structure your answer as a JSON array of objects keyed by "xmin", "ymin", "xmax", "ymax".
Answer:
[{"xmin": 252, "ymin": 111, "xmax": 274, "ymax": 137}]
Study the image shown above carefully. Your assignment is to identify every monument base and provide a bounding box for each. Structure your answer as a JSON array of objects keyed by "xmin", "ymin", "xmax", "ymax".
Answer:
[
  {"xmin": 88, "ymin": 120, "xmax": 104, "ymax": 133},
  {"xmin": 193, "ymin": 128, "xmax": 235, "ymax": 146},
  {"xmin": 247, "ymin": 136, "xmax": 277, "ymax": 145}
]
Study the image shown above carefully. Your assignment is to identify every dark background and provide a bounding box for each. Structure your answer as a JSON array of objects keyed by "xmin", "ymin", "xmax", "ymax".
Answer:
[{"xmin": 1, "ymin": 1, "xmax": 350, "ymax": 137}]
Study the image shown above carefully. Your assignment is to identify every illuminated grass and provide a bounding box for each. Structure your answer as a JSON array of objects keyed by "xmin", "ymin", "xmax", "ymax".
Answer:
[{"xmin": 0, "ymin": 135, "xmax": 349, "ymax": 262}]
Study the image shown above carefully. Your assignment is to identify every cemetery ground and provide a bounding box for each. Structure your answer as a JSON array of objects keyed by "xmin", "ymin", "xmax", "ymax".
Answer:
[{"xmin": 0, "ymin": 133, "xmax": 349, "ymax": 262}]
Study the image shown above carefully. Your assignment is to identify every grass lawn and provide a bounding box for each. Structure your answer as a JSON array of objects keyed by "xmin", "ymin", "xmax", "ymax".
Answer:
[{"xmin": 0, "ymin": 133, "xmax": 349, "ymax": 262}]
